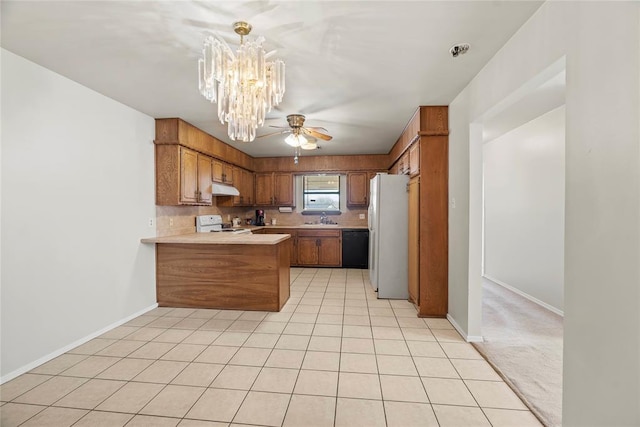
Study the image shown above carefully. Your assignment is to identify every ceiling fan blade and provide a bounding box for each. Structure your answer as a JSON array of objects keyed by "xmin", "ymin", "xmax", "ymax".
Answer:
[
  {"xmin": 302, "ymin": 128, "xmax": 333, "ymax": 141},
  {"xmin": 268, "ymin": 125, "xmax": 290, "ymax": 129},
  {"xmin": 256, "ymin": 129, "xmax": 290, "ymax": 139},
  {"xmin": 304, "ymin": 126, "xmax": 329, "ymax": 133}
]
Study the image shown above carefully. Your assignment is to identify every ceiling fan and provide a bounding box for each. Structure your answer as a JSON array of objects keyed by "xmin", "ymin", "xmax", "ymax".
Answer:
[{"xmin": 258, "ymin": 114, "xmax": 333, "ymax": 150}]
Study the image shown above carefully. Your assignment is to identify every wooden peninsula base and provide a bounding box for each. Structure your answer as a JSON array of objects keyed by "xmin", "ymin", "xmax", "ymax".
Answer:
[{"xmin": 144, "ymin": 233, "xmax": 291, "ymax": 312}]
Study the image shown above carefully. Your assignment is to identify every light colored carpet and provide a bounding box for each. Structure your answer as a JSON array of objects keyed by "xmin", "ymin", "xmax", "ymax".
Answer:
[{"xmin": 473, "ymin": 278, "xmax": 563, "ymax": 427}]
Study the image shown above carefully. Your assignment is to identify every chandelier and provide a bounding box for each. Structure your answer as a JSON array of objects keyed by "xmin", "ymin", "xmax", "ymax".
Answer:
[{"xmin": 198, "ymin": 21, "xmax": 285, "ymax": 142}]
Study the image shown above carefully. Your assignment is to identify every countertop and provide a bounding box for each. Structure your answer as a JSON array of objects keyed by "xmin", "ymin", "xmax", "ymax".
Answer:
[
  {"xmin": 249, "ymin": 225, "xmax": 368, "ymax": 230},
  {"xmin": 141, "ymin": 232, "xmax": 290, "ymax": 245},
  {"xmin": 141, "ymin": 224, "xmax": 368, "ymax": 245}
]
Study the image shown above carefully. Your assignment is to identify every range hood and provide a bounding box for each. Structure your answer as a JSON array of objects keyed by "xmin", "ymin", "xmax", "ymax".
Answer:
[{"xmin": 212, "ymin": 182, "xmax": 240, "ymax": 196}]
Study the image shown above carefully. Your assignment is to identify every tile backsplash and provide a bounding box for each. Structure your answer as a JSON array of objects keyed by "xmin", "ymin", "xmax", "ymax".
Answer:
[
  {"xmin": 156, "ymin": 200, "xmax": 368, "ymax": 236},
  {"xmin": 155, "ymin": 205, "xmax": 221, "ymax": 237},
  {"xmin": 229, "ymin": 207, "xmax": 368, "ymax": 227}
]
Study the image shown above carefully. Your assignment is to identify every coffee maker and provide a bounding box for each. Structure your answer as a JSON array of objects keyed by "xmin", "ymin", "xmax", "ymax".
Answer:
[{"xmin": 255, "ymin": 209, "xmax": 265, "ymax": 226}]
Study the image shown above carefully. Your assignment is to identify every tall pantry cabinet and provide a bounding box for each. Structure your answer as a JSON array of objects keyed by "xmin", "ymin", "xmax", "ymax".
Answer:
[{"xmin": 389, "ymin": 106, "xmax": 448, "ymax": 318}]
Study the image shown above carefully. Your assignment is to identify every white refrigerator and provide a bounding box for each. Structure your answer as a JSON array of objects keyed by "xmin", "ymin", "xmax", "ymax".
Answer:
[{"xmin": 368, "ymin": 173, "xmax": 409, "ymax": 299}]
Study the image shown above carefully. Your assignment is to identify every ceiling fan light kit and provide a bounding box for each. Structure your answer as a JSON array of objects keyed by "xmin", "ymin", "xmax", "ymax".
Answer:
[
  {"xmin": 258, "ymin": 113, "xmax": 333, "ymax": 158},
  {"xmin": 285, "ymin": 132, "xmax": 308, "ymax": 147},
  {"xmin": 300, "ymin": 141, "xmax": 318, "ymax": 150},
  {"xmin": 198, "ymin": 21, "xmax": 285, "ymax": 142}
]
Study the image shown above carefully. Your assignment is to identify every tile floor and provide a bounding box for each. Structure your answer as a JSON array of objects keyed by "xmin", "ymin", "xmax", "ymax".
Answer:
[{"xmin": 1, "ymin": 268, "xmax": 542, "ymax": 427}]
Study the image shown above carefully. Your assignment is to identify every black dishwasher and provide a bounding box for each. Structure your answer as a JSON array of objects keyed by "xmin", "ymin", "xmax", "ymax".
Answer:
[{"xmin": 342, "ymin": 229, "xmax": 369, "ymax": 268}]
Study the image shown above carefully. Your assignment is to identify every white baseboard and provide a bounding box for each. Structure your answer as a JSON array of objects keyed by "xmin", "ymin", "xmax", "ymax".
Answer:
[
  {"xmin": 483, "ymin": 275, "xmax": 564, "ymax": 317},
  {"xmin": 447, "ymin": 314, "xmax": 484, "ymax": 343},
  {"xmin": 0, "ymin": 303, "xmax": 158, "ymax": 384}
]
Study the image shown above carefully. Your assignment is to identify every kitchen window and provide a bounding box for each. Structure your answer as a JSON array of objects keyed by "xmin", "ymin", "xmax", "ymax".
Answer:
[{"xmin": 302, "ymin": 175, "xmax": 341, "ymax": 212}]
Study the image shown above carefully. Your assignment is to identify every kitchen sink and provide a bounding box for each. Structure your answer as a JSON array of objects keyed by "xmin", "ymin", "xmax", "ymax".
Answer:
[{"xmin": 302, "ymin": 223, "xmax": 339, "ymax": 226}]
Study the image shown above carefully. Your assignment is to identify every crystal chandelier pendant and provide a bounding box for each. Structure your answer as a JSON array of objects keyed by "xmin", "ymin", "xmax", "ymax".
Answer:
[{"xmin": 198, "ymin": 22, "xmax": 285, "ymax": 142}]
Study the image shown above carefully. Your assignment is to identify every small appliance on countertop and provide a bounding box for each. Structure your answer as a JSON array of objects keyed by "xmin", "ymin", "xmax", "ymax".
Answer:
[
  {"xmin": 196, "ymin": 215, "xmax": 252, "ymax": 234},
  {"xmin": 255, "ymin": 209, "xmax": 265, "ymax": 226}
]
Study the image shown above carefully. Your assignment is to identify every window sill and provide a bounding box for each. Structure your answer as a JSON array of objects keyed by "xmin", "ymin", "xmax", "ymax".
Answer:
[{"xmin": 301, "ymin": 210, "xmax": 342, "ymax": 216}]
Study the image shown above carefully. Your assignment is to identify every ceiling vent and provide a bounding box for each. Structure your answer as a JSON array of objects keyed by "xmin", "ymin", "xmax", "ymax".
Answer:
[{"xmin": 449, "ymin": 43, "xmax": 470, "ymax": 58}]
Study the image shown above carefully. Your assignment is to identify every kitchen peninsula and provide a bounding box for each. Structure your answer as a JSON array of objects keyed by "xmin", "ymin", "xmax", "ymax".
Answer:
[{"xmin": 141, "ymin": 232, "xmax": 291, "ymax": 311}]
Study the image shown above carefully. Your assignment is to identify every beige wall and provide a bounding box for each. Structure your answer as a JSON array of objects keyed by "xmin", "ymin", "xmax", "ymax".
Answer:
[
  {"xmin": 447, "ymin": 2, "xmax": 640, "ymax": 424},
  {"xmin": 483, "ymin": 106, "xmax": 565, "ymax": 313},
  {"xmin": 1, "ymin": 49, "xmax": 156, "ymax": 380}
]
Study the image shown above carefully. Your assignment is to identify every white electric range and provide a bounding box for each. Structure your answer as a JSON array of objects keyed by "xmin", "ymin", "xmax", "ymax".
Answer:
[{"xmin": 196, "ymin": 215, "xmax": 252, "ymax": 234}]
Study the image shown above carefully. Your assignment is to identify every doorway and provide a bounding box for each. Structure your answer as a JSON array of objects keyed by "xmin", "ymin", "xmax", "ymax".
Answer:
[{"xmin": 470, "ymin": 61, "xmax": 566, "ymax": 426}]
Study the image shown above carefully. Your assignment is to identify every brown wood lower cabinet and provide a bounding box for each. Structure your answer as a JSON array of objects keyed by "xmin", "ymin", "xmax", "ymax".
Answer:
[
  {"xmin": 155, "ymin": 241, "xmax": 290, "ymax": 311},
  {"xmin": 296, "ymin": 229, "xmax": 342, "ymax": 267},
  {"xmin": 263, "ymin": 228, "xmax": 297, "ymax": 266},
  {"xmin": 258, "ymin": 228, "xmax": 342, "ymax": 267}
]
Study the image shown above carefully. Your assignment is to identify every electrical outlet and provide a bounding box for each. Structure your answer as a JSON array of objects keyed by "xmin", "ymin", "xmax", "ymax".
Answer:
[
  {"xmin": 451, "ymin": 197, "xmax": 456, "ymax": 209},
  {"xmin": 169, "ymin": 218, "xmax": 174, "ymax": 227},
  {"xmin": 359, "ymin": 213, "xmax": 365, "ymax": 220},
  {"xmin": 148, "ymin": 218, "xmax": 155, "ymax": 227}
]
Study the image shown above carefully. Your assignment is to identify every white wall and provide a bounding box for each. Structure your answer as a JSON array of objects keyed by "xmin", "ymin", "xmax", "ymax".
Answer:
[
  {"xmin": 0, "ymin": 50, "xmax": 157, "ymax": 380},
  {"xmin": 483, "ymin": 106, "xmax": 565, "ymax": 313},
  {"xmin": 448, "ymin": 2, "xmax": 639, "ymax": 425}
]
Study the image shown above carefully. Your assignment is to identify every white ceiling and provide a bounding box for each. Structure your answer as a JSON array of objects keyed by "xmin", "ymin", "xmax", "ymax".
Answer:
[{"xmin": 1, "ymin": 1, "xmax": 542, "ymax": 158}]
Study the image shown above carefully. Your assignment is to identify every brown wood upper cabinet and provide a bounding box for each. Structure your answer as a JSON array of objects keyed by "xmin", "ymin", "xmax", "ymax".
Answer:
[
  {"xmin": 196, "ymin": 153, "xmax": 213, "ymax": 204},
  {"xmin": 223, "ymin": 163, "xmax": 234, "ymax": 184},
  {"xmin": 212, "ymin": 159, "xmax": 233, "ymax": 184},
  {"xmin": 347, "ymin": 172, "xmax": 376, "ymax": 207},
  {"xmin": 255, "ymin": 172, "xmax": 294, "ymax": 206},
  {"xmin": 400, "ymin": 152, "xmax": 410, "ymax": 175},
  {"xmin": 347, "ymin": 172, "xmax": 368, "ymax": 206},
  {"xmin": 156, "ymin": 145, "xmax": 212, "ymax": 206},
  {"xmin": 409, "ymin": 142, "xmax": 420, "ymax": 176},
  {"xmin": 242, "ymin": 169, "xmax": 255, "ymax": 205},
  {"xmin": 217, "ymin": 167, "xmax": 254, "ymax": 207}
]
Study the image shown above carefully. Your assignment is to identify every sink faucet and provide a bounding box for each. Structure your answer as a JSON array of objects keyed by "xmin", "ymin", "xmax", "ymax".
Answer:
[{"xmin": 320, "ymin": 212, "xmax": 327, "ymax": 224}]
